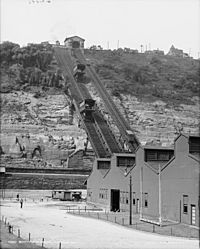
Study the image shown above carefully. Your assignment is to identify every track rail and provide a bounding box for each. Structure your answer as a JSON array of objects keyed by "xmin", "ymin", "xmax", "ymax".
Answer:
[
  {"xmin": 54, "ymin": 47, "xmax": 109, "ymax": 158},
  {"xmin": 74, "ymin": 49, "xmax": 140, "ymax": 152}
]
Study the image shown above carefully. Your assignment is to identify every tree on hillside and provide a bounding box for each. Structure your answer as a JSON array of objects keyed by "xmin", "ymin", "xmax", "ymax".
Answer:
[{"xmin": 0, "ymin": 41, "xmax": 20, "ymax": 66}]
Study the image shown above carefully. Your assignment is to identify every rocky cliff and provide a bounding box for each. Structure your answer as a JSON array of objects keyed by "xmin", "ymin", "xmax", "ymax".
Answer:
[{"xmin": 1, "ymin": 46, "xmax": 199, "ymax": 169}]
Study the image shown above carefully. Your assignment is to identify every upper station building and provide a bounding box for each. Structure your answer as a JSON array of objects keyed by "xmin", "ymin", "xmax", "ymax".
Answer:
[{"xmin": 64, "ymin": 36, "xmax": 85, "ymax": 49}]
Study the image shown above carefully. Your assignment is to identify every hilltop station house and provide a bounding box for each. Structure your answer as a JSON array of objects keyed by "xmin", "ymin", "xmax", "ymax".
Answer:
[{"xmin": 64, "ymin": 36, "xmax": 85, "ymax": 50}]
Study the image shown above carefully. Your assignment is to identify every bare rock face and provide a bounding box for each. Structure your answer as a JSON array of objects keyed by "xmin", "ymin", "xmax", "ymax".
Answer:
[
  {"xmin": 1, "ymin": 90, "xmax": 88, "ymax": 167},
  {"xmin": 86, "ymin": 83, "xmax": 199, "ymax": 146},
  {"xmin": 120, "ymin": 95, "xmax": 199, "ymax": 146},
  {"xmin": 1, "ymin": 84, "xmax": 199, "ymax": 169}
]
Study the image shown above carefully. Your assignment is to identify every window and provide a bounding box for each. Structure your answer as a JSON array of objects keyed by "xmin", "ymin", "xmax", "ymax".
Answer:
[
  {"xmin": 144, "ymin": 193, "xmax": 148, "ymax": 208},
  {"xmin": 145, "ymin": 149, "xmax": 174, "ymax": 161},
  {"xmin": 97, "ymin": 161, "xmax": 110, "ymax": 169},
  {"xmin": 105, "ymin": 189, "xmax": 108, "ymax": 199},
  {"xmin": 189, "ymin": 137, "xmax": 200, "ymax": 153},
  {"xmin": 133, "ymin": 192, "xmax": 136, "ymax": 205},
  {"xmin": 145, "ymin": 150, "xmax": 157, "ymax": 161},
  {"xmin": 183, "ymin": 195, "xmax": 188, "ymax": 214},
  {"xmin": 117, "ymin": 157, "xmax": 135, "ymax": 167}
]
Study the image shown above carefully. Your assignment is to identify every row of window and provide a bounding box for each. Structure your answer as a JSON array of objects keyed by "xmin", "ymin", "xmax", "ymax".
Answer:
[
  {"xmin": 97, "ymin": 161, "xmax": 110, "ymax": 170},
  {"xmin": 97, "ymin": 157, "xmax": 135, "ymax": 170},
  {"xmin": 145, "ymin": 149, "xmax": 174, "ymax": 161},
  {"xmin": 120, "ymin": 191, "xmax": 129, "ymax": 204},
  {"xmin": 99, "ymin": 188, "xmax": 108, "ymax": 199},
  {"xmin": 97, "ymin": 138, "xmax": 199, "ymax": 170},
  {"xmin": 120, "ymin": 192, "xmax": 148, "ymax": 207},
  {"xmin": 117, "ymin": 157, "xmax": 135, "ymax": 167},
  {"xmin": 144, "ymin": 137, "xmax": 200, "ymax": 162},
  {"xmin": 182, "ymin": 195, "xmax": 200, "ymax": 214}
]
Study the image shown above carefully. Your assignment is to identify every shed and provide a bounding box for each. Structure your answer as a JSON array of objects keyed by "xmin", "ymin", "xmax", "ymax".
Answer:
[
  {"xmin": 52, "ymin": 189, "xmax": 82, "ymax": 201},
  {"xmin": 64, "ymin": 36, "xmax": 85, "ymax": 49}
]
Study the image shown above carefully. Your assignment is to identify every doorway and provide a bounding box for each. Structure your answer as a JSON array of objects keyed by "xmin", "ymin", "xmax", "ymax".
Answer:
[
  {"xmin": 110, "ymin": 189, "xmax": 120, "ymax": 212},
  {"xmin": 72, "ymin": 41, "xmax": 80, "ymax": 48},
  {"xmin": 191, "ymin": 205, "xmax": 196, "ymax": 225}
]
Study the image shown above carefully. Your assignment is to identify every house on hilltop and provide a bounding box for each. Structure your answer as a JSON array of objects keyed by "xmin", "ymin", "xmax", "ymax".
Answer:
[
  {"xmin": 167, "ymin": 45, "xmax": 189, "ymax": 58},
  {"xmin": 64, "ymin": 36, "xmax": 85, "ymax": 50},
  {"xmin": 145, "ymin": 49, "xmax": 164, "ymax": 56}
]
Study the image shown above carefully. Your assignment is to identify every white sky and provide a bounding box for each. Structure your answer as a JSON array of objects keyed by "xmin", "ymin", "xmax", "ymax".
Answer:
[{"xmin": 1, "ymin": 0, "xmax": 200, "ymax": 57}]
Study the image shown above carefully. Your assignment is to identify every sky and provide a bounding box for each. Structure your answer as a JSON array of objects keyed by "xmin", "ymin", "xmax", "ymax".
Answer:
[{"xmin": 1, "ymin": 0, "xmax": 200, "ymax": 58}]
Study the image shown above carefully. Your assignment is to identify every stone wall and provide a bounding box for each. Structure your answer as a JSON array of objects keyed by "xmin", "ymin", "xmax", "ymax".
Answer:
[{"xmin": 1, "ymin": 174, "xmax": 87, "ymax": 190}]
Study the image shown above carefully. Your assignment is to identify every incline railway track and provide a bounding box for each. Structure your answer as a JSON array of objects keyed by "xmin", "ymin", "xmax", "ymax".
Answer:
[
  {"xmin": 73, "ymin": 49, "xmax": 140, "ymax": 152},
  {"xmin": 55, "ymin": 47, "xmax": 122, "ymax": 156},
  {"xmin": 54, "ymin": 47, "xmax": 109, "ymax": 158}
]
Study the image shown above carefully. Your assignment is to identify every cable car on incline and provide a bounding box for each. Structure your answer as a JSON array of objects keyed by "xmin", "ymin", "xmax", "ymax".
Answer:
[
  {"xmin": 79, "ymin": 99, "xmax": 96, "ymax": 113},
  {"xmin": 125, "ymin": 130, "xmax": 140, "ymax": 149},
  {"xmin": 73, "ymin": 62, "xmax": 86, "ymax": 82}
]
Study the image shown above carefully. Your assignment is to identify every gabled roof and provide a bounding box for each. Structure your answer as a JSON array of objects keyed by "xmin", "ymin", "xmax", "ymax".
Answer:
[
  {"xmin": 145, "ymin": 155, "xmax": 175, "ymax": 174},
  {"xmin": 143, "ymin": 145, "xmax": 174, "ymax": 150},
  {"xmin": 174, "ymin": 133, "xmax": 200, "ymax": 142},
  {"xmin": 64, "ymin": 36, "xmax": 85, "ymax": 42}
]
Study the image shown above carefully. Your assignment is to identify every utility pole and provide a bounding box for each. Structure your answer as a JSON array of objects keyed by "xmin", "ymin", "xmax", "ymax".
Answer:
[
  {"xmin": 129, "ymin": 174, "xmax": 132, "ymax": 225},
  {"xmin": 107, "ymin": 41, "xmax": 109, "ymax": 50},
  {"xmin": 159, "ymin": 164, "xmax": 162, "ymax": 225},
  {"xmin": 140, "ymin": 166, "xmax": 143, "ymax": 219},
  {"xmin": 189, "ymin": 48, "xmax": 191, "ymax": 57},
  {"xmin": 117, "ymin": 40, "xmax": 119, "ymax": 49},
  {"xmin": 0, "ymin": 167, "xmax": 6, "ymax": 199},
  {"xmin": 140, "ymin": 45, "xmax": 143, "ymax": 53},
  {"xmin": 124, "ymin": 169, "xmax": 132, "ymax": 225}
]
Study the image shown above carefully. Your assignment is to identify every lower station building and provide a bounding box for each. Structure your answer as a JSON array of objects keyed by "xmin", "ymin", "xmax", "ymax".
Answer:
[{"xmin": 87, "ymin": 133, "xmax": 200, "ymax": 228}]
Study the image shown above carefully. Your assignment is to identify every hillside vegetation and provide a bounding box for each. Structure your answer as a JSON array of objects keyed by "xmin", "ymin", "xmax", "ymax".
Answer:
[
  {"xmin": 0, "ymin": 42, "xmax": 199, "ymax": 153},
  {"xmin": 1, "ymin": 42, "xmax": 199, "ymax": 106},
  {"xmin": 0, "ymin": 41, "xmax": 63, "ymax": 94},
  {"xmin": 84, "ymin": 49, "xmax": 200, "ymax": 105}
]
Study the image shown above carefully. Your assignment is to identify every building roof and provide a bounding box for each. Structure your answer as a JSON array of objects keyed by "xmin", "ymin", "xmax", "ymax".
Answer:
[
  {"xmin": 143, "ymin": 145, "xmax": 174, "ymax": 150},
  {"xmin": 174, "ymin": 133, "xmax": 200, "ymax": 142},
  {"xmin": 53, "ymin": 189, "xmax": 82, "ymax": 193},
  {"xmin": 64, "ymin": 36, "xmax": 85, "ymax": 42}
]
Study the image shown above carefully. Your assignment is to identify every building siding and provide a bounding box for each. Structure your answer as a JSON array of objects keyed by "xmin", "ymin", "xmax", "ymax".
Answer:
[{"xmin": 87, "ymin": 134, "xmax": 199, "ymax": 227}]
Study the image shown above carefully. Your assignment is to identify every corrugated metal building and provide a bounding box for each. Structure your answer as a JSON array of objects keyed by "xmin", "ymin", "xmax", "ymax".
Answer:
[{"xmin": 87, "ymin": 134, "xmax": 199, "ymax": 227}]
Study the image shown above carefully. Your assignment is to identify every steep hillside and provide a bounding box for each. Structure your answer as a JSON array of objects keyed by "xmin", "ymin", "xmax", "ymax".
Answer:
[
  {"xmin": 82, "ymin": 49, "xmax": 199, "ymax": 145},
  {"xmin": 0, "ymin": 43, "xmax": 199, "ymax": 169},
  {"xmin": 84, "ymin": 49, "xmax": 199, "ymax": 105}
]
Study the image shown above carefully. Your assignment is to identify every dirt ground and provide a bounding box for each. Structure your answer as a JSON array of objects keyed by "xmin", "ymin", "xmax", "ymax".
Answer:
[
  {"xmin": 0, "ymin": 221, "xmax": 46, "ymax": 249},
  {"xmin": 0, "ymin": 195, "xmax": 199, "ymax": 249}
]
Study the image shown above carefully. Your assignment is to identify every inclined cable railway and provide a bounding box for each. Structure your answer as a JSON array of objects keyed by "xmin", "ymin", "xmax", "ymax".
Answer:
[
  {"xmin": 54, "ymin": 47, "xmax": 122, "ymax": 158},
  {"xmin": 54, "ymin": 47, "xmax": 108, "ymax": 158},
  {"xmin": 73, "ymin": 49, "xmax": 140, "ymax": 152}
]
